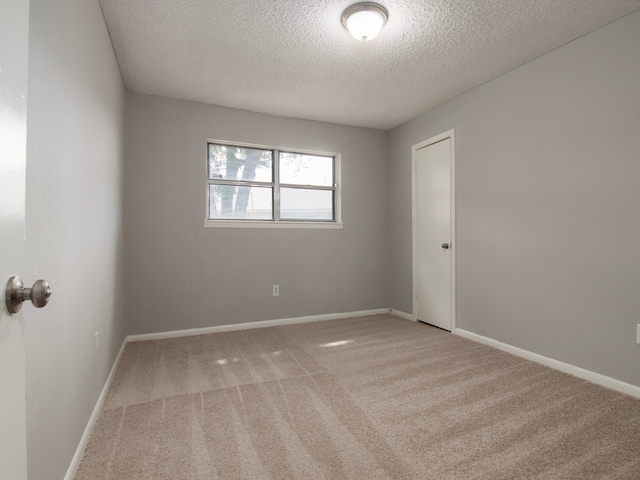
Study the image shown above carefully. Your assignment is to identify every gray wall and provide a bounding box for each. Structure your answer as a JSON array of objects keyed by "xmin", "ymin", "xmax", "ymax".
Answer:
[
  {"xmin": 125, "ymin": 93, "xmax": 389, "ymax": 334},
  {"xmin": 25, "ymin": 1, "xmax": 126, "ymax": 478},
  {"xmin": 390, "ymin": 11, "xmax": 640, "ymax": 387}
]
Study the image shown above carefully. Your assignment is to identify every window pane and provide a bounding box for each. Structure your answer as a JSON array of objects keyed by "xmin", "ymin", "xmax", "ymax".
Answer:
[
  {"xmin": 279, "ymin": 152, "xmax": 333, "ymax": 186},
  {"xmin": 280, "ymin": 188, "xmax": 333, "ymax": 220},
  {"xmin": 209, "ymin": 185, "xmax": 273, "ymax": 219},
  {"xmin": 208, "ymin": 144, "xmax": 273, "ymax": 182}
]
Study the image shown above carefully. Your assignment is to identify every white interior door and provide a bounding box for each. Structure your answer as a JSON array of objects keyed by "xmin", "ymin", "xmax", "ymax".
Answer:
[
  {"xmin": 0, "ymin": 0, "xmax": 30, "ymax": 478},
  {"xmin": 414, "ymin": 136, "xmax": 453, "ymax": 331}
]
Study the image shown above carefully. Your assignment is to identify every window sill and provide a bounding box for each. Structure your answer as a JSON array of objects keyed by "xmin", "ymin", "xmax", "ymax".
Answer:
[{"xmin": 203, "ymin": 220, "xmax": 343, "ymax": 229}]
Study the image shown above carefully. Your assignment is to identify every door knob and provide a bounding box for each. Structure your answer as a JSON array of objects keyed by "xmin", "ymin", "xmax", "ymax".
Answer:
[
  {"xmin": 5, "ymin": 276, "xmax": 52, "ymax": 314},
  {"xmin": 441, "ymin": 243, "xmax": 450, "ymax": 249}
]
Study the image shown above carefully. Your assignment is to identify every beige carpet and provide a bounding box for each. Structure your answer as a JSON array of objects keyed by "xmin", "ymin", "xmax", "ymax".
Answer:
[{"xmin": 75, "ymin": 314, "xmax": 640, "ymax": 479}]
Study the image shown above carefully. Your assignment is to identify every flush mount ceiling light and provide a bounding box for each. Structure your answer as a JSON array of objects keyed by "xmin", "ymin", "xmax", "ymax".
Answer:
[{"xmin": 341, "ymin": 2, "xmax": 388, "ymax": 41}]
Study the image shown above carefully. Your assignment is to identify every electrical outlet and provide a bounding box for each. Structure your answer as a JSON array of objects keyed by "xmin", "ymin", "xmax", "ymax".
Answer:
[
  {"xmin": 94, "ymin": 332, "xmax": 99, "ymax": 357},
  {"xmin": 272, "ymin": 284, "xmax": 279, "ymax": 297},
  {"xmin": 636, "ymin": 324, "xmax": 640, "ymax": 345}
]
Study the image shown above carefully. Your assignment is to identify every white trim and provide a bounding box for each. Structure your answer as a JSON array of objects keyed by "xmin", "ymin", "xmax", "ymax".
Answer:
[
  {"xmin": 454, "ymin": 329, "xmax": 640, "ymax": 399},
  {"xmin": 207, "ymin": 139, "xmax": 340, "ymax": 158},
  {"xmin": 64, "ymin": 338, "xmax": 128, "ymax": 480},
  {"xmin": 204, "ymin": 220, "xmax": 343, "ymax": 229},
  {"xmin": 333, "ymin": 153, "xmax": 342, "ymax": 225},
  {"xmin": 411, "ymin": 128, "xmax": 456, "ymax": 331},
  {"xmin": 390, "ymin": 309, "xmax": 415, "ymax": 322},
  {"xmin": 127, "ymin": 309, "xmax": 391, "ymax": 342}
]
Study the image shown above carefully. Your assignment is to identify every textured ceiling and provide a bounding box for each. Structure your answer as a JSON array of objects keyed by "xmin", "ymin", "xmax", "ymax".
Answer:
[{"xmin": 99, "ymin": 0, "xmax": 640, "ymax": 130}]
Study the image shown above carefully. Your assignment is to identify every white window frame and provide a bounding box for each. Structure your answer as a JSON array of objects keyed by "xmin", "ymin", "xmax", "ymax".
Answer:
[{"xmin": 204, "ymin": 139, "xmax": 342, "ymax": 229}]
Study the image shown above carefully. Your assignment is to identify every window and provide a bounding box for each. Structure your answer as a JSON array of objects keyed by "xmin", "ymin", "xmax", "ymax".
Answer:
[{"xmin": 205, "ymin": 141, "xmax": 341, "ymax": 228}]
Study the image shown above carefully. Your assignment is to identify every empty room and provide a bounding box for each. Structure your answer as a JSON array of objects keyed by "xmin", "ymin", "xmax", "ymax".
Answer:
[{"xmin": 2, "ymin": 0, "xmax": 640, "ymax": 479}]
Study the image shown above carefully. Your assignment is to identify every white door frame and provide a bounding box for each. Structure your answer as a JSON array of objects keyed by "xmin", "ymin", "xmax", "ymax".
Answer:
[{"xmin": 412, "ymin": 129, "xmax": 456, "ymax": 331}]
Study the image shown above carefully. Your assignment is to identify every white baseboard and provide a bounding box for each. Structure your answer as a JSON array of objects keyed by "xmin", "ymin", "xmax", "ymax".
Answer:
[
  {"xmin": 389, "ymin": 309, "xmax": 415, "ymax": 321},
  {"xmin": 64, "ymin": 338, "xmax": 127, "ymax": 480},
  {"xmin": 127, "ymin": 309, "xmax": 392, "ymax": 342},
  {"xmin": 454, "ymin": 328, "xmax": 640, "ymax": 399}
]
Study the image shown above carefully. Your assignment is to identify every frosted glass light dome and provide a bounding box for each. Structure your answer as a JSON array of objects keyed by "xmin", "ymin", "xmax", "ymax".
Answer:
[{"xmin": 342, "ymin": 3, "xmax": 388, "ymax": 41}]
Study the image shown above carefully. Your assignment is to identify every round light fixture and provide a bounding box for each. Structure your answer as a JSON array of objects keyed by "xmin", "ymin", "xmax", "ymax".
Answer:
[{"xmin": 341, "ymin": 2, "xmax": 388, "ymax": 42}]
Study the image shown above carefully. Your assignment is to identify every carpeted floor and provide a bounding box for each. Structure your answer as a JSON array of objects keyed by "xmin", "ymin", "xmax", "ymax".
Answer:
[{"xmin": 75, "ymin": 314, "xmax": 640, "ymax": 479}]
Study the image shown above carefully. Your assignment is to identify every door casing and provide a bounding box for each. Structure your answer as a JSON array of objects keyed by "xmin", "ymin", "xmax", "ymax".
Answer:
[{"xmin": 411, "ymin": 129, "xmax": 456, "ymax": 331}]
